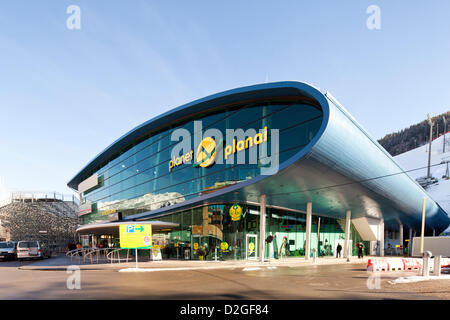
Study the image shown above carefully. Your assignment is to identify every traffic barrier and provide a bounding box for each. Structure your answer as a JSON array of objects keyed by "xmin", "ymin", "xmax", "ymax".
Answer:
[
  {"xmin": 367, "ymin": 259, "xmax": 389, "ymax": 272},
  {"xmin": 387, "ymin": 258, "xmax": 404, "ymax": 271},
  {"xmin": 402, "ymin": 258, "xmax": 422, "ymax": 270},
  {"xmin": 441, "ymin": 258, "xmax": 450, "ymax": 268},
  {"xmin": 368, "ymin": 257, "xmax": 450, "ymax": 272}
]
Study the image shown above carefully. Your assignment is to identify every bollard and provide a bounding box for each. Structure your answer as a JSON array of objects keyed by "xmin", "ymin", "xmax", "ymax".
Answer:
[
  {"xmin": 422, "ymin": 251, "xmax": 432, "ymax": 278},
  {"xmin": 312, "ymin": 248, "xmax": 317, "ymax": 263},
  {"xmin": 434, "ymin": 255, "xmax": 442, "ymax": 277}
]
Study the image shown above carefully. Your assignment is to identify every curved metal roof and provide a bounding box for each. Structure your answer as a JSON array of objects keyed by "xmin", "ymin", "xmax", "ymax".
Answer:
[{"xmin": 68, "ymin": 81, "xmax": 450, "ymax": 233}]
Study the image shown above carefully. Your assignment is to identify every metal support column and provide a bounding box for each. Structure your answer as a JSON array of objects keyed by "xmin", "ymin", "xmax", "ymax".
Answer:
[
  {"xmin": 408, "ymin": 228, "xmax": 413, "ymax": 257},
  {"xmin": 344, "ymin": 210, "xmax": 351, "ymax": 258},
  {"xmin": 305, "ymin": 202, "xmax": 312, "ymax": 261},
  {"xmin": 259, "ymin": 194, "xmax": 266, "ymax": 263},
  {"xmin": 379, "ymin": 219, "xmax": 385, "ymax": 257}
]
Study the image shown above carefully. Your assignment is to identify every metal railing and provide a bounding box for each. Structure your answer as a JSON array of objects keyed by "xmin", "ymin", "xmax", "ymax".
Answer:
[
  {"xmin": 66, "ymin": 248, "xmax": 103, "ymax": 264},
  {"xmin": 66, "ymin": 247, "xmax": 154, "ymax": 264},
  {"xmin": 0, "ymin": 191, "xmax": 79, "ymax": 208},
  {"xmin": 106, "ymin": 248, "xmax": 133, "ymax": 264},
  {"xmin": 106, "ymin": 248, "xmax": 154, "ymax": 264},
  {"xmin": 84, "ymin": 248, "xmax": 115, "ymax": 264}
]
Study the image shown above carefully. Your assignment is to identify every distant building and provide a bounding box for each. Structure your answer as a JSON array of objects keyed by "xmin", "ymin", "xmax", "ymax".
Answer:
[{"xmin": 0, "ymin": 192, "xmax": 79, "ymax": 250}]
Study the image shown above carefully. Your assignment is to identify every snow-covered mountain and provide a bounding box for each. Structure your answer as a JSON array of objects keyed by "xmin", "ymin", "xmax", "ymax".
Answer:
[{"xmin": 394, "ymin": 133, "xmax": 450, "ymax": 234}]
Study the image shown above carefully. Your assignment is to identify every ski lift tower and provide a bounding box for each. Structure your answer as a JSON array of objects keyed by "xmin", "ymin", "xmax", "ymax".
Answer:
[
  {"xmin": 443, "ymin": 116, "xmax": 447, "ymax": 153},
  {"xmin": 427, "ymin": 114, "xmax": 434, "ymax": 178}
]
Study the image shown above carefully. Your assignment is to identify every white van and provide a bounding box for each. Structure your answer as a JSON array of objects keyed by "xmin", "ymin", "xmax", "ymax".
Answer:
[{"xmin": 17, "ymin": 241, "xmax": 51, "ymax": 260}]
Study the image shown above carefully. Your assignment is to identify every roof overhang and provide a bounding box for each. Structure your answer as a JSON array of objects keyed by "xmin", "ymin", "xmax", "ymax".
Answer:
[{"xmin": 75, "ymin": 221, "xmax": 179, "ymax": 236}]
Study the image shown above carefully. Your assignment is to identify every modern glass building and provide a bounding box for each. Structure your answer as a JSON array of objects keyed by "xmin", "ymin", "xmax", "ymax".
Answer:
[{"xmin": 68, "ymin": 81, "xmax": 450, "ymax": 261}]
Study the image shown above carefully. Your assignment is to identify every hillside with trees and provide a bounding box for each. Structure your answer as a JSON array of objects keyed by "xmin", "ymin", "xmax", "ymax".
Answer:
[{"xmin": 378, "ymin": 111, "xmax": 449, "ymax": 156}]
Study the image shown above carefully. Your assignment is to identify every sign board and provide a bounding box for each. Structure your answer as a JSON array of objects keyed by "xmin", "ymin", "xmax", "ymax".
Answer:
[
  {"xmin": 78, "ymin": 201, "xmax": 92, "ymax": 216},
  {"xmin": 119, "ymin": 224, "xmax": 152, "ymax": 249},
  {"xmin": 78, "ymin": 173, "xmax": 99, "ymax": 193},
  {"xmin": 192, "ymin": 225, "xmax": 203, "ymax": 235},
  {"xmin": 229, "ymin": 205, "xmax": 242, "ymax": 221},
  {"xmin": 220, "ymin": 241, "xmax": 229, "ymax": 252},
  {"xmin": 101, "ymin": 209, "xmax": 117, "ymax": 216},
  {"xmin": 152, "ymin": 245, "xmax": 162, "ymax": 261}
]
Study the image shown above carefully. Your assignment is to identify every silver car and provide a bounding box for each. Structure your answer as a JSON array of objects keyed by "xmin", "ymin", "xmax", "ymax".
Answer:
[
  {"xmin": 0, "ymin": 241, "xmax": 17, "ymax": 261},
  {"xmin": 17, "ymin": 241, "xmax": 51, "ymax": 260}
]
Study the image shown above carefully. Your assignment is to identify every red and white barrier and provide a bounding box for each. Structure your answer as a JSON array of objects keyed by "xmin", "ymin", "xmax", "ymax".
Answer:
[
  {"xmin": 388, "ymin": 259, "xmax": 404, "ymax": 271},
  {"xmin": 402, "ymin": 258, "xmax": 422, "ymax": 270},
  {"xmin": 368, "ymin": 257, "xmax": 449, "ymax": 272},
  {"xmin": 367, "ymin": 259, "xmax": 389, "ymax": 272}
]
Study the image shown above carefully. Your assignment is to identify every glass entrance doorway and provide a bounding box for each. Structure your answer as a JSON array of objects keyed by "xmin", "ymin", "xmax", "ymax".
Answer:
[
  {"xmin": 246, "ymin": 234, "xmax": 258, "ymax": 260},
  {"xmin": 191, "ymin": 235, "xmax": 221, "ymax": 260}
]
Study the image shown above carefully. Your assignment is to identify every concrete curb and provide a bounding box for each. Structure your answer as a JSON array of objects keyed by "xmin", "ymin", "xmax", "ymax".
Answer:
[{"xmin": 17, "ymin": 257, "xmax": 372, "ymax": 272}]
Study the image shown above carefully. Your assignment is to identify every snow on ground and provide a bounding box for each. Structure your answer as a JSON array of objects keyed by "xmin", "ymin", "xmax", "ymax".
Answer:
[
  {"xmin": 388, "ymin": 274, "xmax": 450, "ymax": 284},
  {"xmin": 394, "ymin": 133, "xmax": 450, "ymax": 233}
]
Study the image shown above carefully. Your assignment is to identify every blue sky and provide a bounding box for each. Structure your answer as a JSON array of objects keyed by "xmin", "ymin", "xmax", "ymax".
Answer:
[{"xmin": 0, "ymin": 0, "xmax": 449, "ymax": 195}]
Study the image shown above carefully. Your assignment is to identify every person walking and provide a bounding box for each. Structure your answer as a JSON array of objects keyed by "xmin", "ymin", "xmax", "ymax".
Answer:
[
  {"xmin": 68, "ymin": 242, "xmax": 76, "ymax": 252},
  {"xmin": 76, "ymin": 242, "xmax": 82, "ymax": 256},
  {"xmin": 357, "ymin": 242, "xmax": 364, "ymax": 259},
  {"xmin": 279, "ymin": 236, "xmax": 288, "ymax": 259},
  {"xmin": 336, "ymin": 243, "xmax": 342, "ymax": 258}
]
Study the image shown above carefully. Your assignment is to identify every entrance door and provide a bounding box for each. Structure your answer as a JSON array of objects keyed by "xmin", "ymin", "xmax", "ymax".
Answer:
[{"xmin": 246, "ymin": 234, "xmax": 258, "ymax": 260}]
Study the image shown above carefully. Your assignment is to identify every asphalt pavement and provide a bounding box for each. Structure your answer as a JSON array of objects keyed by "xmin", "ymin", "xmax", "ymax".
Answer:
[{"xmin": 0, "ymin": 256, "xmax": 449, "ymax": 299}]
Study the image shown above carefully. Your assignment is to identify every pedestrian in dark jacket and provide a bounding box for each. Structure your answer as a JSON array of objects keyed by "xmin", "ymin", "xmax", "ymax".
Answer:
[
  {"xmin": 68, "ymin": 242, "xmax": 76, "ymax": 252},
  {"xmin": 357, "ymin": 242, "xmax": 364, "ymax": 259},
  {"xmin": 336, "ymin": 243, "xmax": 342, "ymax": 258}
]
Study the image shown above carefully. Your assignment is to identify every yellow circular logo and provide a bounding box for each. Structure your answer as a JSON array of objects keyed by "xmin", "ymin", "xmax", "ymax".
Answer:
[
  {"xmin": 229, "ymin": 205, "xmax": 242, "ymax": 221},
  {"xmin": 220, "ymin": 241, "xmax": 229, "ymax": 251},
  {"xmin": 248, "ymin": 242, "xmax": 255, "ymax": 253},
  {"xmin": 193, "ymin": 243, "xmax": 199, "ymax": 250},
  {"xmin": 196, "ymin": 137, "xmax": 216, "ymax": 168}
]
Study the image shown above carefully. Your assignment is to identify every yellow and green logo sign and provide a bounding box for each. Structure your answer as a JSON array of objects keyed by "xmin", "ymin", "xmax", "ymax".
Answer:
[
  {"xmin": 220, "ymin": 241, "xmax": 229, "ymax": 252},
  {"xmin": 229, "ymin": 204, "xmax": 242, "ymax": 221},
  {"xmin": 168, "ymin": 126, "xmax": 268, "ymax": 172},
  {"xmin": 195, "ymin": 137, "xmax": 217, "ymax": 168}
]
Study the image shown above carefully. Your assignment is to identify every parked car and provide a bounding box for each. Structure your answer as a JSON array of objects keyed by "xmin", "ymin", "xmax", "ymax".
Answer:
[
  {"xmin": 17, "ymin": 241, "xmax": 52, "ymax": 260},
  {"xmin": 0, "ymin": 241, "xmax": 17, "ymax": 261}
]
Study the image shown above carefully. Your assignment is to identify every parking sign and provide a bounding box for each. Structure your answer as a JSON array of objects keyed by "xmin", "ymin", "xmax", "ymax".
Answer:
[{"xmin": 119, "ymin": 224, "xmax": 152, "ymax": 249}]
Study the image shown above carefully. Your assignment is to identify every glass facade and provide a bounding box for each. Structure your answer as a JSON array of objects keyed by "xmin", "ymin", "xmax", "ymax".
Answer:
[
  {"xmin": 145, "ymin": 203, "xmax": 347, "ymax": 261},
  {"xmin": 75, "ymin": 95, "xmax": 366, "ymax": 261},
  {"xmin": 79, "ymin": 100, "xmax": 323, "ymax": 224},
  {"xmin": 83, "ymin": 202, "xmax": 359, "ymax": 261}
]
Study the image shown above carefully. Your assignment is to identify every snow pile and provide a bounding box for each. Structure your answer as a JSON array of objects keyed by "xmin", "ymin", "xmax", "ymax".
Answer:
[
  {"xmin": 389, "ymin": 274, "xmax": 450, "ymax": 284},
  {"xmin": 394, "ymin": 133, "xmax": 450, "ymax": 233}
]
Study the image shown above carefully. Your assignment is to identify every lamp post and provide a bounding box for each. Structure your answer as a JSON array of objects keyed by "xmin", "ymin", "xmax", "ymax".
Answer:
[{"xmin": 420, "ymin": 198, "xmax": 426, "ymax": 254}]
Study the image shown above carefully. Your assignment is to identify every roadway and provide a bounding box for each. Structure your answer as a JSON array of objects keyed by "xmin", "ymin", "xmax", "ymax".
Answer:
[{"xmin": 0, "ymin": 259, "xmax": 449, "ymax": 299}]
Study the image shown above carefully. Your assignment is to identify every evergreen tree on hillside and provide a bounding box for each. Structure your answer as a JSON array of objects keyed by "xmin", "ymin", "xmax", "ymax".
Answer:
[{"xmin": 378, "ymin": 111, "xmax": 449, "ymax": 156}]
